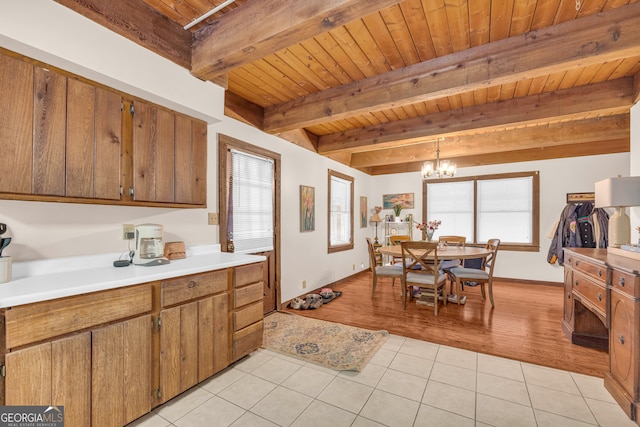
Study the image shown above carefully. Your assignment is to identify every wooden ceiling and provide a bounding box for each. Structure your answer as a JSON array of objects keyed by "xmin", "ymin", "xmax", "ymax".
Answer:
[{"xmin": 55, "ymin": 0, "xmax": 640, "ymax": 175}]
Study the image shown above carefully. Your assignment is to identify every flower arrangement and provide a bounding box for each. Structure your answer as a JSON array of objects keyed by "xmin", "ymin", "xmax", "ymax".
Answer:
[{"xmin": 416, "ymin": 220, "xmax": 441, "ymax": 241}]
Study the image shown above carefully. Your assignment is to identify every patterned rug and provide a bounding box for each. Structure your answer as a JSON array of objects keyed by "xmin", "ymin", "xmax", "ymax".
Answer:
[{"xmin": 262, "ymin": 312, "xmax": 389, "ymax": 371}]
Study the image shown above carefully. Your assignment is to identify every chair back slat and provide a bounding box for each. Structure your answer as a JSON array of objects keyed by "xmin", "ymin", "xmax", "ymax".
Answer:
[{"xmin": 400, "ymin": 241, "xmax": 439, "ymax": 275}]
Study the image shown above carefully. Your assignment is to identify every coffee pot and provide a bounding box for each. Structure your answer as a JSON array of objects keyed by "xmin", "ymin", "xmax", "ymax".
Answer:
[{"xmin": 133, "ymin": 224, "xmax": 169, "ymax": 266}]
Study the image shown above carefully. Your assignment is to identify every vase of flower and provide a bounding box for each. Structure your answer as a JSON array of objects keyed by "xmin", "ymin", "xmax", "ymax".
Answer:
[
  {"xmin": 393, "ymin": 204, "xmax": 403, "ymax": 222},
  {"xmin": 417, "ymin": 220, "xmax": 441, "ymax": 242}
]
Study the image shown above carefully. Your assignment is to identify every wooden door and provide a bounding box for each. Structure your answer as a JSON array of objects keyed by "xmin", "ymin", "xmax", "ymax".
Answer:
[
  {"xmin": 218, "ymin": 134, "xmax": 281, "ymax": 314},
  {"xmin": 92, "ymin": 316, "xmax": 152, "ymax": 426},
  {"xmin": 0, "ymin": 54, "xmax": 33, "ymax": 194},
  {"xmin": 66, "ymin": 80, "xmax": 122, "ymax": 200},
  {"xmin": 175, "ymin": 115, "xmax": 207, "ymax": 205},
  {"xmin": 5, "ymin": 333, "xmax": 91, "ymax": 427},
  {"xmin": 159, "ymin": 302, "xmax": 199, "ymax": 403},
  {"xmin": 197, "ymin": 293, "xmax": 229, "ymax": 381},
  {"xmin": 132, "ymin": 100, "xmax": 175, "ymax": 203}
]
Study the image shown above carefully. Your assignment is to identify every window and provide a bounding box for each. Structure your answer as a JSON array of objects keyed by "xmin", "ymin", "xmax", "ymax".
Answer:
[
  {"xmin": 328, "ymin": 170, "xmax": 354, "ymax": 253},
  {"xmin": 424, "ymin": 171, "xmax": 539, "ymax": 251},
  {"xmin": 230, "ymin": 148, "xmax": 274, "ymax": 253}
]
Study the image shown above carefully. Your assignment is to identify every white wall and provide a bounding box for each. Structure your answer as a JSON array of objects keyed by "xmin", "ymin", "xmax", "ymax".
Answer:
[
  {"xmin": 0, "ymin": 1, "xmax": 634, "ymax": 304},
  {"xmin": 630, "ymin": 102, "xmax": 640, "ymax": 245}
]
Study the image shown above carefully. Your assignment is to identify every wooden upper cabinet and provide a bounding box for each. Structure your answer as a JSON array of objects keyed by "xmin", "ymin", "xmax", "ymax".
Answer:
[
  {"xmin": 0, "ymin": 54, "xmax": 33, "ymax": 194},
  {"xmin": 67, "ymin": 79, "xmax": 122, "ymax": 200},
  {"xmin": 132, "ymin": 100, "xmax": 207, "ymax": 205},
  {"xmin": 0, "ymin": 49, "xmax": 206, "ymax": 207}
]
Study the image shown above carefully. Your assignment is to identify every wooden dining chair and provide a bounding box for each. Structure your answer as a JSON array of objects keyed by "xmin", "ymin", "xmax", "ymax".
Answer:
[
  {"xmin": 389, "ymin": 235, "xmax": 411, "ymax": 265},
  {"xmin": 438, "ymin": 235, "xmax": 466, "ymax": 301},
  {"xmin": 448, "ymin": 239, "xmax": 500, "ymax": 307},
  {"xmin": 367, "ymin": 238, "xmax": 402, "ymax": 298},
  {"xmin": 400, "ymin": 241, "xmax": 448, "ymax": 315}
]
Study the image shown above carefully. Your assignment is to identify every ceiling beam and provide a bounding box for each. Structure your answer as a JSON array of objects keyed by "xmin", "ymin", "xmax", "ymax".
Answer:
[
  {"xmin": 350, "ymin": 114, "xmax": 629, "ymax": 168},
  {"xmin": 263, "ymin": 3, "xmax": 640, "ymax": 133},
  {"xmin": 191, "ymin": 0, "xmax": 403, "ymax": 80},
  {"xmin": 54, "ymin": 0, "xmax": 192, "ymax": 68},
  {"xmin": 365, "ymin": 139, "xmax": 630, "ymax": 176},
  {"xmin": 224, "ymin": 91, "xmax": 264, "ymax": 128},
  {"xmin": 318, "ymin": 78, "xmax": 634, "ymax": 155}
]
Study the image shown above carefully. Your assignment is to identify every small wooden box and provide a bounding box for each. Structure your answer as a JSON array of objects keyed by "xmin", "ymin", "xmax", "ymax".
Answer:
[{"xmin": 164, "ymin": 241, "xmax": 186, "ymax": 260}]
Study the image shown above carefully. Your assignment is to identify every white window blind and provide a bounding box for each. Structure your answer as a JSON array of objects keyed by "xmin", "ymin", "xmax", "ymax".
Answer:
[
  {"xmin": 477, "ymin": 176, "xmax": 533, "ymax": 243},
  {"xmin": 330, "ymin": 174, "xmax": 351, "ymax": 246},
  {"xmin": 231, "ymin": 149, "xmax": 274, "ymax": 253},
  {"xmin": 427, "ymin": 180, "xmax": 474, "ymax": 239}
]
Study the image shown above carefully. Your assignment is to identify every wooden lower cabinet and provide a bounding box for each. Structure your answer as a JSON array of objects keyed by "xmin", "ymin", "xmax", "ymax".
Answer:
[{"xmin": 0, "ymin": 263, "xmax": 264, "ymax": 426}]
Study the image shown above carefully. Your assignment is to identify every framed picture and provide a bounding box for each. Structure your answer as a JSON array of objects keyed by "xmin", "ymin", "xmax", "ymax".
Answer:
[
  {"xmin": 300, "ymin": 185, "xmax": 315, "ymax": 232},
  {"xmin": 382, "ymin": 193, "xmax": 414, "ymax": 209},
  {"xmin": 360, "ymin": 196, "xmax": 367, "ymax": 228}
]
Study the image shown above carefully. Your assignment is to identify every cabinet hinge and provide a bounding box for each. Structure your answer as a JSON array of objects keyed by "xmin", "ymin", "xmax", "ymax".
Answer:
[
  {"xmin": 156, "ymin": 317, "xmax": 162, "ymax": 329},
  {"xmin": 129, "ymin": 187, "xmax": 134, "ymax": 197},
  {"xmin": 155, "ymin": 388, "xmax": 161, "ymax": 399},
  {"xmin": 119, "ymin": 186, "xmax": 123, "ymax": 196},
  {"xmin": 130, "ymin": 104, "xmax": 135, "ymax": 115},
  {"xmin": 0, "ymin": 365, "xmax": 5, "ymax": 377}
]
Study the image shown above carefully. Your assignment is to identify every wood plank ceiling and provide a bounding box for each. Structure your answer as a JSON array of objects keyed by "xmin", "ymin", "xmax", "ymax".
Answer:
[{"xmin": 55, "ymin": 0, "xmax": 640, "ymax": 175}]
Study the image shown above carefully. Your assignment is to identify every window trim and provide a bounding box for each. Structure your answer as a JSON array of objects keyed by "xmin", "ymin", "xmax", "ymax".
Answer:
[
  {"xmin": 423, "ymin": 171, "xmax": 540, "ymax": 252},
  {"xmin": 328, "ymin": 169, "xmax": 354, "ymax": 253}
]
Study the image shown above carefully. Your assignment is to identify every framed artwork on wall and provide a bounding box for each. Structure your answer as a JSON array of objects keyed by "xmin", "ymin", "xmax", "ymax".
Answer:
[
  {"xmin": 300, "ymin": 185, "xmax": 315, "ymax": 232},
  {"xmin": 360, "ymin": 196, "xmax": 367, "ymax": 228},
  {"xmin": 382, "ymin": 193, "xmax": 414, "ymax": 209}
]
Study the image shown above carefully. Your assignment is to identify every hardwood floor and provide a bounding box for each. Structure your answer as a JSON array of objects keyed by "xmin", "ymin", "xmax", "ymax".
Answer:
[{"xmin": 282, "ymin": 272, "xmax": 608, "ymax": 378}]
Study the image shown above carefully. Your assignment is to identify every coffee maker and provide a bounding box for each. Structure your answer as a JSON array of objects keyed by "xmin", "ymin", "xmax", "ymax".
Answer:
[{"xmin": 133, "ymin": 224, "xmax": 169, "ymax": 266}]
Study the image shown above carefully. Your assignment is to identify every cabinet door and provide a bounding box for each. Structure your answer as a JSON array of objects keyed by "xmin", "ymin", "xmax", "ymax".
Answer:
[
  {"xmin": 609, "ymin": 290, "xmax": 636, "ymax": 399},
  {"xmin": 5, "ymin": 333, "xmax": 91, "ymax": 427},
  {"xmin": 198, "ymin": 293, "xmax": 230, "ymax": 381},
  {"xmin": 133, "ymin": 100, "xmax": 175, "ymax": 203},
  {"xmin": 175, "ymin": 115, "xmax": 207, "ymax": 205},
  {"xmin": 160, "ymin": 302, "xmax": 199, "ymax": 403},
  {"xmin": 92, "ymin": 316, "xmax": 152, "ymax": 426},
  {"xmin": 0, "ymin": 54, "xmax": 33, "ymax": 194},
  {"xmin": 67, "ymin": 80, "xmax": 122, "ymax": 200},
  {"xmin": 33, "ymin": 66, "xmax": 67, "ymax": 196}
]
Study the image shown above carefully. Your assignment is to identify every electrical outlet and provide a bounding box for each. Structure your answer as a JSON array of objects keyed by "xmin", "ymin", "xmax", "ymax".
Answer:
[
  {"xmin": 122, "ymin": 224, "xmax": 135, "ymax": 240},
  {"xmin": 361, "ymin": 262, "xmax": 365, "ymax": 269},
  {"xmin": 208, "ymin": 212, "xmax": 219, "ymax": 225},
  {"xmin": 352, "ymin": 264, "xmax": 356, "ymax": 271},
  {"xmin": 302, "ymin": 280, "xmax": 306, "ymax": 289}
]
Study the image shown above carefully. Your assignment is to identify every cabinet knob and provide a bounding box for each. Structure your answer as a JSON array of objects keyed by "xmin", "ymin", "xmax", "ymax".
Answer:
[
  {"xmin": 574, "ymin": 280, "xmax": 579, "ymax": 286},
  {"xmin": 575, "ymin": 260, "xmax": 579, "ymax": 266},
  {"xmin": 619, "ymin": 277, "xmax": 625, "ymax": 287},
  {"xmin": 187, "ymin": 280, "xmax": 197, "ymax": 288},
  {"xmin": 567, "ymin": 293, "xmax": 571, "ymax": 299},
  {"xmin": 619, "ymin": 334, "xmax": 625, "ymax": 345},
  {"xmin": 597, "ymin": 293, "xmax": 602, "ymax": 301},
  {"xmin": 598, "ymin": 270, "xmax": 602, "ymax": 277}
]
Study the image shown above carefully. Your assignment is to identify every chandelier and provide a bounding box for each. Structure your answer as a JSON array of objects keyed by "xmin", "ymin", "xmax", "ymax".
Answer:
[{"xmin": 421, "ymin": 139, "xmax": 456, "ymax": 179}]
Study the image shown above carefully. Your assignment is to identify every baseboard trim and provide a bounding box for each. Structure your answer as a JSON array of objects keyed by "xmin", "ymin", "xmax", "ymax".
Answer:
[{"xmin": 494, "ymin": 276, "xmax": 563, "ymax": 287}]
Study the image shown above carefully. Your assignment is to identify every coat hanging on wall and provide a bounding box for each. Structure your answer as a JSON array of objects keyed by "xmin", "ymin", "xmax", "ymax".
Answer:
[{"xmin": 547, "ymin": 198, "xmax": 609, "ymax": 265}]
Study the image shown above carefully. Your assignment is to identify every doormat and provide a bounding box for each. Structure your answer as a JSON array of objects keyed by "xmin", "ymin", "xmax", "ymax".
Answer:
[{"xmin": 262, "ymin": 312, "xmax": 388, "ymax": 371}]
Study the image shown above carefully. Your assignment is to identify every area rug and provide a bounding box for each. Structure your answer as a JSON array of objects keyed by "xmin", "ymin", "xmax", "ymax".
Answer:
[{"xmin": 262, "ymin": 312, "xmax": 388, "ymax": 371}]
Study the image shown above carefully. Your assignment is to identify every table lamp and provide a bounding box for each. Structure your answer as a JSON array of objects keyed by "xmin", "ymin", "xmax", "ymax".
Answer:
[
  {"xmin": 595, "ymin": 176, "xmax": 640, "ymax": 248},
  {"xmin": 370, "ymin": 213, "xmax": 382, "ymax": 244}
]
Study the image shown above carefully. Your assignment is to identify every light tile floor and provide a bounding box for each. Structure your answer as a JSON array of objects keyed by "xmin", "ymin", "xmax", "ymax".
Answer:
[{"xmin": 127, "ymin": 335, "xmax": 635, "ymax": 427}]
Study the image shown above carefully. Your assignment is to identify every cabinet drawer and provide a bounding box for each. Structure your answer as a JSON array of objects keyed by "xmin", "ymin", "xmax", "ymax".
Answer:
[
  {"xmin": 235, "ymin": 282, "xmax": 263, "ymax": 308},
  {"xmin": 234, "ymin": 302, "xmax": 263, "ymax": 331},
  {"xmin": 611, "ymin": 269, "xmax": 639, "ymax": 298},
  {"xmin": 162, "ymin": 270, "xmax": 228, "ymax": 307},
  {"xmin": 235, "ymin": 263, "xmax": 264, "ymax": 288},
  {"xmin": 573, "ymin": 271, "xmax": 607, "ymax": 317},
  {"xmin": 570, "ymin": 257, "xmax": 607, "ymax": 285},
  {"xmin": 233, "ymin": 320, "xmax": 263, "ymax": 361},
  {"xmin": 5, "ymin": 284, "xmax": 152, "ymax": 349}
]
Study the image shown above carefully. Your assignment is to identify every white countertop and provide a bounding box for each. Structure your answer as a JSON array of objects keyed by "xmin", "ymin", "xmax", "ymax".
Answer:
[{"xmin": 0, "ymin": 245, "xmax": 265, "ymax": 308}]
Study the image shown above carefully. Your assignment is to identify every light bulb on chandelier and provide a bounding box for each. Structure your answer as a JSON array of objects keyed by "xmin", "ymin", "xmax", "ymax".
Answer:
[{"xmin": 421, "ymin": 139, "xmax": 456, "ymax": 179}]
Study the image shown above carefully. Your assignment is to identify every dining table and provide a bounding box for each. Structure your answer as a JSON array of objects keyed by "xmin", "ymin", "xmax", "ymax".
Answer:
[{"xmin": 377, "ymin": 244, "xmax": 492, "ymax": 304}]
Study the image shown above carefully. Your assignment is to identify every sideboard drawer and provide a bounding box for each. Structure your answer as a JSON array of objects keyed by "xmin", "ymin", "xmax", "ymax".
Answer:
[
  {"xmin": 162, "ymin": 270, "xmax": 228, "ymax": 307},
  {"xmin": 571, "ymin": 257, "xmax": 607, "ymax": 285},
  {"xmin": 234, "ymin": 301, "xmax": 263, "ymax": 331},
  {"xmin": 235, "ymin": 263, "xmax": 264, "ymax": 288},
  {"xmin": 573, "ymin": 271, "xmax": 607, "ymax": 318},
  {"xmin": 611, "ymin": 269, "xmax": 640, "ymax": 298},
  {"xmin": 235, "ymin": 282, "xmax": 263, "ymax": 308}
]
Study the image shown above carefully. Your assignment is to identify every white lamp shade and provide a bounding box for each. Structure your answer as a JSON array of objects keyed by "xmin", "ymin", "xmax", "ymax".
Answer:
[{"xmin": 594, "ymin": 177, "xmax": 640, "ymax": 208}]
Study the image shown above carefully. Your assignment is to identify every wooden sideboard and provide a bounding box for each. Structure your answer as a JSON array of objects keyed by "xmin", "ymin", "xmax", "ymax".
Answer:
[{"xmin": 563, "ymin": 248, "xmax": 640, "ymax": 423}]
